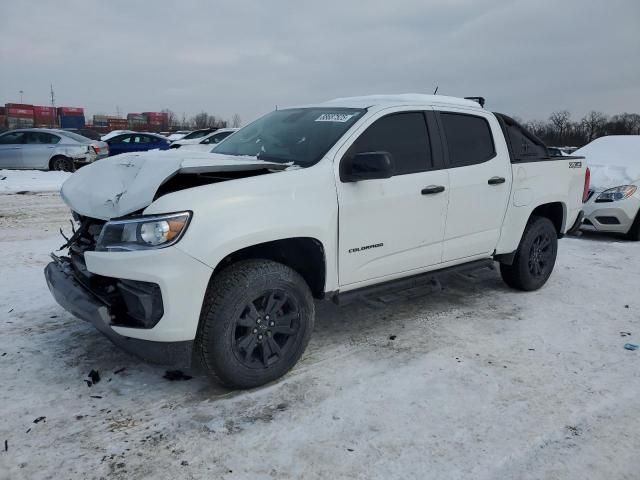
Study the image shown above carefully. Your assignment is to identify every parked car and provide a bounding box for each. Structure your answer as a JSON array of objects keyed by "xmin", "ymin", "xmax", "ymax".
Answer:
[
  {"xmin": 175, "ymin": 128, "xmax": 217, "ymax": 141},
  {"xmin": 105, "ymin": 132, "xmax": 171, "ymax": 156},
  {"xmin": 577, "ymin": 135, "xmax": 640, "ymax": 239},
  {"xmin": 166, "ymin": 131, "xmax": 192, "ymax": 142},
  {"xmin": 63, "ymin": 128, "xmax": 102, "ymax": 141},
  {"xmin": 101, "ymin": 130, "xmax": 134, "ymax": 142},
  {"xmin": 170, "ymin": 128, "xmax": 238, "ymax": 150},
  {"xmin": 547, "ymin": 147, "xmax": 569, "ymax": 157},
  {"xmin": 0, "ymin": 128, "xmax": 109, "ymax": 171},
  {"xmin": 45, "ymin": 94, "xmax": 588, "ymax": 389}
]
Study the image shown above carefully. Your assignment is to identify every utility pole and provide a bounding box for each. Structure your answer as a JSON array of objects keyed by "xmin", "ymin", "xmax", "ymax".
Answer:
[
  {"xmin": 50, "ymin": 84, "xmax": 56, "ymax": 127},
  {"xmin": 19, "ymin": 90, "xmax": 24, "ymax": 103}
]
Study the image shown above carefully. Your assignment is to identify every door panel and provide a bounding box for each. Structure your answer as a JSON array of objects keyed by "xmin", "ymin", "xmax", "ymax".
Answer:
[
  {"xmin": 438, "ymin": 110, "xmax": 512, "ymax": 261},
  {"xmin": 23, "ymin": 132, "xmax": 58, "ymax": 169},
  {"xmin": 338, "ymin": 170, "xmax": 449, "ymax": 285},
  {"xmin": 0, "ymin": 131, "xmax": 25, "ymax": 168},
  {"xmin": 335, "ymin": 109, "xmax": 449, "ymax": 286}
]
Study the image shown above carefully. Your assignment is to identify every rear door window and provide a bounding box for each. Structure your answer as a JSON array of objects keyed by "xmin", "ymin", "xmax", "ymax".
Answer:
[
  {"xmin": 24, "ymin": 132, "xmax": 60, "ymax": 144},
  {"xmin": 346, "ymin": 112, "xmax": 433, "ymax": 175},
  {"xmin": 440, "ymin": 113, "xmax": 495, "ymax": 167}
]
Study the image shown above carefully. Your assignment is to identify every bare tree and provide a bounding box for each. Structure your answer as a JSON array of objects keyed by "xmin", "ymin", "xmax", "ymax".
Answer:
[
  {"xmin": 549, "ymin": 111, "xmax": 571, "ymax": 140},
  {"xmin": 162, "ymin": 109, "xmax": 179, "ymax": 129},
  {"xmin": 190, "ymin": 112, "xmax": 229, "ymax": 129},
  {"xmin": 580, "ymin": 111, "xmax": 607, "ymax": 142},
  {"xmin": 192, "ymin": 112, "xmax": 210, "ymax": 129},
  {"xmin": 231, "ymin": 113, "xmax": 242, "ymax": 128}
]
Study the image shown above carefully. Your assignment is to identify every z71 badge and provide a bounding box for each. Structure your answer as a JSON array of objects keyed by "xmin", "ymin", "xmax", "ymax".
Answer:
[{"xmin": 569, "ymin": 161, "xmax": 582, "ymax": 168}]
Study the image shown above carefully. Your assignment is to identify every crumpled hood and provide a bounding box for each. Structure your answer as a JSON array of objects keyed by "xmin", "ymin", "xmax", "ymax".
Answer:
[{"xmin": 60, "ymin": 150, "xmax": 286, "ymax": 220}]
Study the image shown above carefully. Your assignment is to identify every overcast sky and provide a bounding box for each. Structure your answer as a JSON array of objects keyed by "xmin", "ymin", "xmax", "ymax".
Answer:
[{"xmin": 1, "ymin": 0, "xmax": 639, "ymax": 125}]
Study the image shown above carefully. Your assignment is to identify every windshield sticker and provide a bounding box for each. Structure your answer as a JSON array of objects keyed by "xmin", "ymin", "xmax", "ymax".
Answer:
[{"xmin": 315, "ymin": 113, "xmax": 357, "ymax": 123}]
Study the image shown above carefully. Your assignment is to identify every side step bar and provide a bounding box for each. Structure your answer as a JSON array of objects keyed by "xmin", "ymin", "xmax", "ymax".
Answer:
[{"xmin": 332, "ymin": 258, "xmax": 495, "ymax": 306}]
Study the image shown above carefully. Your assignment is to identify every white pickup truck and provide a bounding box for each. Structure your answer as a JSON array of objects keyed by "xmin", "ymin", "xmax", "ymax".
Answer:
[{"xmin": 45, "ymin": 94, "xmax": 588, "ymax": 389}]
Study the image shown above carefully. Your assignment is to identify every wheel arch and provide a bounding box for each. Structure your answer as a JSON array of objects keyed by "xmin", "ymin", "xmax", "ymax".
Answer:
[
  {"xmin": 530, "ymin": 201, "xmax": 566, "ymax": 237},
  {"xmin": 211, "ymin": 237, "xmax": 327, "ymax": 299},
  {"xmin": 48, "ymin": 154, "xmax": 70, "ymax": 171}
]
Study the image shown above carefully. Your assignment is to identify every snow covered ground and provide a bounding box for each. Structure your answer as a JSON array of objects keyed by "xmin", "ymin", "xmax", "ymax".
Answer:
[
  {"xmin": 0, "ymin": 170, "xmax": 70, "ymax": 194},
  {"xmin": 1, "ymin": 193, "xmax": 640, "ymax": 480}
]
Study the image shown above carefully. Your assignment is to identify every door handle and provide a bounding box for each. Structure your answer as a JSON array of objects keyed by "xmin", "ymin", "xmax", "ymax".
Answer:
[
  {"xmin": 421, "ymin": 185, "xmax": 445, "ymax": 195},
  {"xmin": 488, "ymin": 176, "xmax": 506, "ymax": 185},
  {"xmin": 9, "ymin": 147, "xmax": 21, "ymax": 150}
]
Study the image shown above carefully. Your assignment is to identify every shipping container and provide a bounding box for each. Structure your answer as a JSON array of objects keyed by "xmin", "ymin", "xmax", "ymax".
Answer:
[
  {"xmin": 7, "ymin": 107, "xmax": 34, "ymax": 118},
  {"xmin": 142, "ymin": 111, "xmax": 168, "ymax": 120},
  {"xmin": 60, "ymin": 115, "xmax": 86, "ymax": 129},
  {"xmin": 33, "ymin": 105, "xmax": 58, "ymax": 126},
  {"xmin": 7, "ymin": 117, "xmax": 34, "ymax": 129},
  {"xmin": 6, "ymin": 103, "xmax": 34, "ymax": 110},
  {"xmin": 57, "ymin": 106, "xmax": 84, "ymax": 116}
]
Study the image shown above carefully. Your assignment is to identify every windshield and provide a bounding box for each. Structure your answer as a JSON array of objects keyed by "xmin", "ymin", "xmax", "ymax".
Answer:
[
  {"xmin": 57, "ymin": 131, "xmax": 92, "ymax": 143},
  {"xmin": 213, "ymin": 107, "xmax": 365, "ymax": 166},
  {"xmin": 183, "ymin": 130, "xmax": 211, "ymax": 140}
]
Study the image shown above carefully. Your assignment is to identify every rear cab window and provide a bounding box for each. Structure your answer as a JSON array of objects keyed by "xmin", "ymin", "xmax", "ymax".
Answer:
[{"xmin": 439, "ymin": 112, "xmax": 495, "ymax": 167}]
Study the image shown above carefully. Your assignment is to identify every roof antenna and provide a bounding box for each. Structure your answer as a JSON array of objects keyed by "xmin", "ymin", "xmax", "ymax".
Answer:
[{"xmin": 433, "ymin": 86, "xmax": 439, "ymax": 95}]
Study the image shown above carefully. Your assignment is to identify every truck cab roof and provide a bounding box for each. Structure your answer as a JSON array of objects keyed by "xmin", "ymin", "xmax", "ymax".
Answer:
[{"xmin": 302, "ymin": 94, "xmax": 485, "ymax": 111}]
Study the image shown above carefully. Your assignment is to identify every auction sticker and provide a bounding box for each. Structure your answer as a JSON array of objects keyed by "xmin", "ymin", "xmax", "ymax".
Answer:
[{"xmin": 315, "ymin": 113, "xmax": 357, "ymax": 122}]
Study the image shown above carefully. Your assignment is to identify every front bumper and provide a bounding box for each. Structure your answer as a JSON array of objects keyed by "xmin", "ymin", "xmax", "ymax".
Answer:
[
  {"xmin": 45, "ymin": 259, "xmax": 194, "ymax": 365},
  {"xmin": 581, "ymin": 194, "xmax": 640, "ymax": 234}
]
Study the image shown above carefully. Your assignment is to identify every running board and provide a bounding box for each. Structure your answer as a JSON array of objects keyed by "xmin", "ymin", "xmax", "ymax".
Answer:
[{"xmin": 332, "ymin": 258, "xmax": 495, "ymax": 305}]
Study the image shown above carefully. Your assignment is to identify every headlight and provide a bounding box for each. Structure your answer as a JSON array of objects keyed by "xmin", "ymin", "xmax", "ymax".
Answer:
[
  {"xmin": 595, "ymin": 185, "xmax": 637, "ymax": 202},
  {"xmin": 96, "ymin": 211, "xmax": 191, "ymax": 252}
]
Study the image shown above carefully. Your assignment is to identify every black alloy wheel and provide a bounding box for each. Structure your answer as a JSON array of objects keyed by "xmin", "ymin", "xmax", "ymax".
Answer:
[{"xmin": 232, "ymin": 290, "xmax": 300, "ymax": 369}]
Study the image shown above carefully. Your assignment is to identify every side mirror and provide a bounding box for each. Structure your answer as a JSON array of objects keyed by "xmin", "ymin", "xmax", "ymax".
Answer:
[{"xmin": 340, "ymin": 151, "xmax": 395, "ymax": 182}]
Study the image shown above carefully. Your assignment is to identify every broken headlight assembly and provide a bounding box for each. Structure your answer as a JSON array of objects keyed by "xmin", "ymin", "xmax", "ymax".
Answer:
[
  {"xmin": 595, "ymin": 185, "xmax": 637, "ymax": 202},
  {"xmin": 96, "ymin": 212, "xmax": 192, "ymax": 252}
]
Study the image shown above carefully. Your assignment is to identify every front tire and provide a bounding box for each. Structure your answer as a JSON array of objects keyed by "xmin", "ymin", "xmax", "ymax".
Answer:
[
  {"xmin": 625, "ymin": 210, "xmax": 640, "ymax": 241},
  {"xmin": 500, "ymin": 216, "xmax": 558, "ymax": 291},
  {"xmin": 197, "ymin": 259, "xmax": 314, "ymax": 389}
]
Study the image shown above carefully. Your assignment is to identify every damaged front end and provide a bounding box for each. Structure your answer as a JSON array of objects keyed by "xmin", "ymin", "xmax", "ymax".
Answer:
[
  {"xmin": 45, "ymin": 151, "xmax": 287, "ymax": 364},
  {"xmin": 44, "ymin": 214, "xmax": 192, "ymax": 364}
]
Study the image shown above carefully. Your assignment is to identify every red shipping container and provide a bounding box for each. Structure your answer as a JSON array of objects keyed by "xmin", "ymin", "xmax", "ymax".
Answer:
[
  {"xmin": 33, "ymin": 105, "xmax": 56, "ymax": 114},
  {"xmin": 57, "ymin": 106, "xmax": 84, "ymax": 116},
  {"xmin": 6, "ymin": 103, "xmax": 34, "ymax": 109},
  {"xmin": 143, "ymin": 112, "xmax": 168, "ymax": 121},
  {"xmin": 7, "ymin": 107, "xmax": 34, "ymax": 118},
  {"xmin": 33, "ymin": 106, "xmax": 56, "ymax": 124}
]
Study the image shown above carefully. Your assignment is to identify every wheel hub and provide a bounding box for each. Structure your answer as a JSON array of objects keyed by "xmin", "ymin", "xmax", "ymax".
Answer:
[{"xmin": 232, "ymin": 290, "xmax": 300, "ymax": 369}]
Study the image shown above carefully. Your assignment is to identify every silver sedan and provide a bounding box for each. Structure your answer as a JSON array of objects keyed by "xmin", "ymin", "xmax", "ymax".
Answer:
[{"xmin": 0, "ymin": 128, "xmax": 109, "ymax": 171}]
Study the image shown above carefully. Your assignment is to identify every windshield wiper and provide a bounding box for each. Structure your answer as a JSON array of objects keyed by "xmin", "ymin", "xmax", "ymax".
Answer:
[{"xmin": 256, "ymin": 153, "xmax": 293, "ymax": 164}]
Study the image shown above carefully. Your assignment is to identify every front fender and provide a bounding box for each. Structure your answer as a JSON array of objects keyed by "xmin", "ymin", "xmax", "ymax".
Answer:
[{"xmin": 144, "ymin": 160, "xmax": 340, "ymax": 292}]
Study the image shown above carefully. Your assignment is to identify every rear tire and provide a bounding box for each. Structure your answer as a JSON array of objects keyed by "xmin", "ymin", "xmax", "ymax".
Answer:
[
  {"xmin": 50, "ymin": 156, "xmax": 73, "ymax": 172},
  {"xmin": 197, "ymin": 259, "xmax": 314, "ymax": 389},
  {"xmin": 500, "ymin": 216, "xmax": 558, "ymax": 291},
  {"xmin": 625, "ymin": 211, "xmax": 640, "ymax": 241}
]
